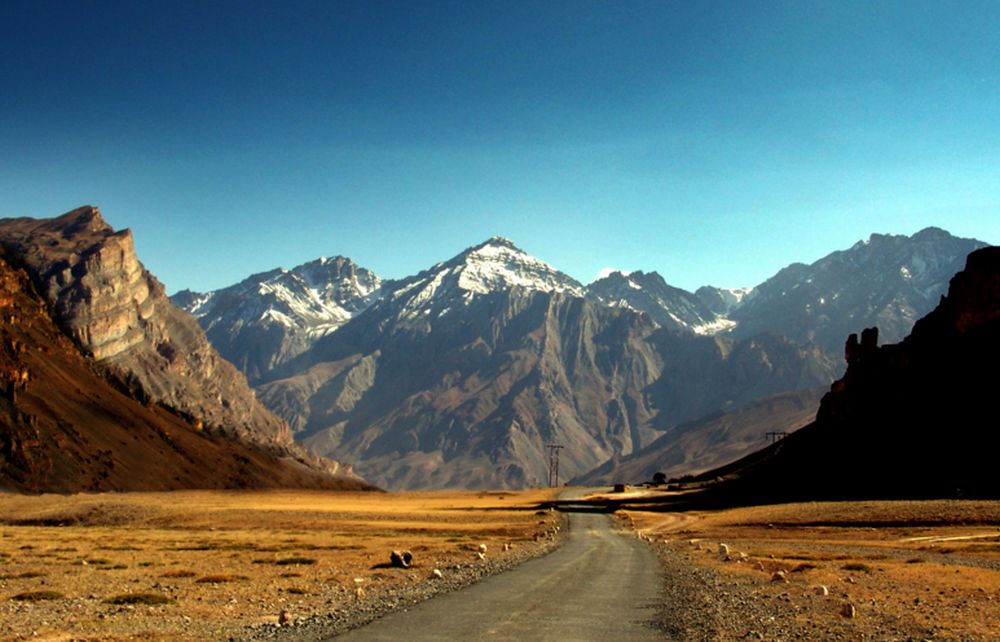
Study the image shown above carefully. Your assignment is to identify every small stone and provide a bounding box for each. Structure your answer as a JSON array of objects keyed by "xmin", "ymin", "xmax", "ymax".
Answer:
[
  {"xmin": 478, "ymin": 544, "xmax": 487, "ymax": 553},
  {"xmin": 771, "ymin": 571, "xmax": 788, "ymax": 583},
  {"xmin": 476, "ymin": 552, "xmax": 486, "ymax": 561},
  {"xmin": 431, "ymin": 568, "xmax": 443, "ymax": 579},
  {"xmin": 354, "ymin": 587, "xmax": 365, "ymax": 600},
  {"xmin": 840, "ymin": 603, "xmax": 857, "ymax": 618},
  {"xmin": 815, "ymin": 585, "xmax": 829, "ymax": 596},
  {"xmin": 718, "ymin": 543, "xmax": 730, "ymax": 558},
  {"xmin": 278, "ymin": 610, "xmax": 292, "ymax": 626}
]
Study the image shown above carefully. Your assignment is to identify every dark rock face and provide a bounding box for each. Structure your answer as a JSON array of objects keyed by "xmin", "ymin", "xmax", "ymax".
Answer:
[
  {"xmin": 701, "ymin": 246, "xmax": 1000, "ymax": 502},
  {"xmin": 730, "ymin": 228, "xmax": 987, "ymax": 352},
  {"xmin": 0, "ymin": 253, "xmax": 370, "ymax": 493},
  {"xmin": 172, "ymin": 256, "xmax": 381, "ymax": 385},
  {"xmin": 0, "ymin": 206, "xmax": 290, "ymax": 447}
]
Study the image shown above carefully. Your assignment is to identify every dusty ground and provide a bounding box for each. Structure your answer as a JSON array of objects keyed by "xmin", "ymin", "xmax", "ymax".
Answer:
[
  {"xmin": 618, "ymin": 492, "xmax": 1000, "ymax": 640},
  {"xmin": 0, "ymin": 489, "xmax": 561, "ymax": 641}
]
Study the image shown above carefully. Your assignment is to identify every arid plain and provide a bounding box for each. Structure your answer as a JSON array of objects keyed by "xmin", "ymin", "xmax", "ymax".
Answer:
[
  {"xmin": 0, "ymin": 489, "xmax": 562, "ymax": 641},
  {"xmin": 617, "ymin": 491, "xmax": 1000, "ymax": 640}
]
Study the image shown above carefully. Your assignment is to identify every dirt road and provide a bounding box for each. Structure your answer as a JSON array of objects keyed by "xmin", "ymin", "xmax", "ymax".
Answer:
[{"xmin": 330, "ymin": 505, "xmax": 666, "ymax": 641}]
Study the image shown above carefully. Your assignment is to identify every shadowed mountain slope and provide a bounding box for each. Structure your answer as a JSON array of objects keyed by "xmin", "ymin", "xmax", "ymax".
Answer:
[
  {"xmin": 572, "ymin": 386, "xmax": 826, "ymax": 486},
  {"xmin": 695, "ymin": 245, "xmax": 1000, "ymax": 503}
]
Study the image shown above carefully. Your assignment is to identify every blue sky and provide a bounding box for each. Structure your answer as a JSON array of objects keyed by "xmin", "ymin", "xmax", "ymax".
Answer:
[{"xmin": 2, "ymin": 1, "xmax": 998, "ymax": 293}]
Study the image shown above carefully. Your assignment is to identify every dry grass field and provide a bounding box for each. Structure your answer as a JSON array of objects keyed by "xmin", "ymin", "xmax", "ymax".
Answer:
[
  {"xmin": 621, "ymin": 494, "xmax": 1000, "ymax": 640},
  {"xmin": 0, "ymin": 489, "xmax": 560, "ymax": 641}
]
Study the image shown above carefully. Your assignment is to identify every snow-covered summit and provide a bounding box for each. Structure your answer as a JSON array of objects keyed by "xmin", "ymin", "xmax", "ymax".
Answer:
[
  {"xmin": 176, "ymin": 256, "xmax": 381, "ymax": 332},
  {"xmin": 453, "ymin": 237, "xmax": 585, "ymax": 296},
  {"xmin": 381, "ymin": 237, "xmax": 585, "ymax": 321},
  {"xmin": 171, "ymin": 256, "xmax": 381, "ymax": 383}
]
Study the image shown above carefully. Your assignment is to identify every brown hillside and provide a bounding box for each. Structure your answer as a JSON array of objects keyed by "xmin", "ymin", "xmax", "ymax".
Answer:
[{"xmin": 0, "ymin": 254, "xmax": 372, "ymax": 493}]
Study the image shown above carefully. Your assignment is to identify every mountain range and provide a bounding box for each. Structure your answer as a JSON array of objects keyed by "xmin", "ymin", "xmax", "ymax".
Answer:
[{"xmin": 175, "ymin": 226, "xmax": 986, "ymax": 489}]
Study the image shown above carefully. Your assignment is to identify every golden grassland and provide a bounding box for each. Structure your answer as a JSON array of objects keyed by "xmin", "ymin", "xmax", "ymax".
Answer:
[
  {"xmin": 0, "ymin": 488, "xmax": 560, "ymax": 641},
  {"xmin": 621, "ymin": 493, "xmax": 1000, "ymax": 640}
]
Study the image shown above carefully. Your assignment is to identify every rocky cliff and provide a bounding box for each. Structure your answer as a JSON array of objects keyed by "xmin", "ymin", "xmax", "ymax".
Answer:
[
  {"xmin": 0, "ymin": 206, "xmax": 289, "ymax": 446},
  {"xmin": 0, "ymin": 251, "xmax": 369, "ymax": 493}
]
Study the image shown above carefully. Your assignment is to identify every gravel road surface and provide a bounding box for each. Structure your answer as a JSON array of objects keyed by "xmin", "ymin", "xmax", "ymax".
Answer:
[{"xmin": 329, "ymin": 506, "xmax": 666, "ymax": 641}]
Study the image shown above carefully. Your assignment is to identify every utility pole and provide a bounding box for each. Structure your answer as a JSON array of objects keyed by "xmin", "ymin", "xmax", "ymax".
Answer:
[{"xmin": 546, "ymin": 443, "xmax": 564, "ymax": 487}]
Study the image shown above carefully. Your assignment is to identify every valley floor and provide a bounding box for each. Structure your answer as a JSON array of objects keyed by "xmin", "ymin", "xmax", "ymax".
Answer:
[
  {"xmin": 3, "ymin": 488, "xmax": 997, "ymax": 641},
  {"xmin": 616, "ymin": 492, "xmax": 1000, "ymax": 640},
  {"xmin": 0, "ymin": 489, "xmax": 562, "ymax": 641}
]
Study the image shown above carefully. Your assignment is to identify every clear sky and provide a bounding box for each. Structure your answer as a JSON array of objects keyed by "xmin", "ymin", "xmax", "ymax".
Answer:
[{"xmin": 2, "ymin": 1, "xmax": 998, "ymax": 293}]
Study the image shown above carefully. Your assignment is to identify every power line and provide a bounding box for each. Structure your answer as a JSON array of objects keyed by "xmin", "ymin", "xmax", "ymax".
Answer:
[{"xmin": 546, "ymin": 443, "xmax": 564, "ymax": 487}]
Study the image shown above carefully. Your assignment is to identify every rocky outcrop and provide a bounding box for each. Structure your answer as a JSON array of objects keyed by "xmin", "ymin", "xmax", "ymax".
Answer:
[{"xmin": 0, "ymin": 206, "xmax": 289, "ymax": 446}]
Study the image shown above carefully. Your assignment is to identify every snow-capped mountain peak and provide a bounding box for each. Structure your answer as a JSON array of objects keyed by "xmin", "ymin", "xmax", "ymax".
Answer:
[
  {"xmin": 454, "ymin": 237, "xmax": 584, "ymax": 296},
  {"xmin": 380, "ymin": 237, "xmax": 585, "ymax": 322}
]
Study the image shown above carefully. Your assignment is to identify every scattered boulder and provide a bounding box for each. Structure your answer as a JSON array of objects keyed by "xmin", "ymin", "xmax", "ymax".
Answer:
[
  {"xmin": 431, "ymin": 568, "xmax": 443, "ymax": 579},
  {"xmin": 354, "ymin": 586, "xmax": 365, "ymax": 600},
  {"xmin": 771, "ymin": 571, "xmax": 789, "ymax": 583},
  {"xmin": 476, "ymin": 552, "xmax": 486, "ymax": 561},
  {"xmin": 718, "ymin": 543, "xmax": 730, "ymax": 558},
  {"xmin": 478, "ymin": 543, "xmax": 487, "ymax": 553},
  {"xmin": 390, "ymin": 550, "xmax": 413, "ymax": 569},
  {"xmin": 278, "ymin": 610, "xmax": 292, "ymax": 626},
  {"xmin": 815, "ymin": 585, "xmax": 829, "ymax": 596},
  {"xmin": 840, "ymin": 603, "xmax": 857, "ymax": 618}
]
